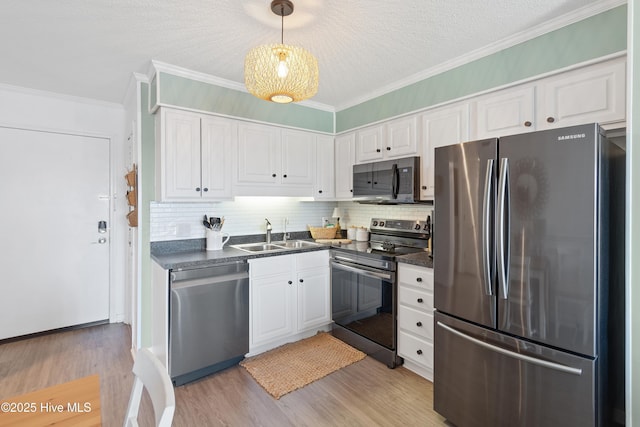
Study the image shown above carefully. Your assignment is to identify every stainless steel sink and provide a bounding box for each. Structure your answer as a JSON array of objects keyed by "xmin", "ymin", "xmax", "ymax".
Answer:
[
  {"xmin": 272, "ymin": 240, "xmax": 322, "ymax": 249},
  {"xmin": 231, "ymin": 243, "xmax": 286, "ymax": 253},
  {"xmin": 232, "ymin": 240, "xmax": 322, "ymax": 253}
]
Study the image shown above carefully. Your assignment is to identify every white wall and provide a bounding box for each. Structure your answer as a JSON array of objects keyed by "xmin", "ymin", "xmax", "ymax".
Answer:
[{"xmin": 0, "ymin": 83, "xmax": 128, "ymax": 323}]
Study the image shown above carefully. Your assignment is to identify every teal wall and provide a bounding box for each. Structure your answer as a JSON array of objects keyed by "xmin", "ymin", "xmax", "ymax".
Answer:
[
  {"xmin": 336, "ymin": 5, "xmax": 627, "ymax": 132},
  {"xmin": 140, "ymin": 82, "xmax": 155, "ymax": 347},
  {"xmin": 157, "ymin": 73, "xmax": 334, "ymax": 133}
]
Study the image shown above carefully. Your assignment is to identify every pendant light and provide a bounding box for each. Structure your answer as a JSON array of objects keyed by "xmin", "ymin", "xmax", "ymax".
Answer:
[{"xmin": 244, "ymin": 0, "xmax": 319, "ymax": 103}]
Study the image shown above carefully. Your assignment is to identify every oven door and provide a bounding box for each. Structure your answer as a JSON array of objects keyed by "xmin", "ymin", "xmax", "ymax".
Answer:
[{"xmin": 331, "ymin": 257, "xmax": 396, "ymax": 350}]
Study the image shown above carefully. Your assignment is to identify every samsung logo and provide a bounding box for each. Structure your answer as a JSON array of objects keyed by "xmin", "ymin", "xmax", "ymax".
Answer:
[{"xmin": 557, "ymin": 133, "xmax": 586, "ymax": 141}]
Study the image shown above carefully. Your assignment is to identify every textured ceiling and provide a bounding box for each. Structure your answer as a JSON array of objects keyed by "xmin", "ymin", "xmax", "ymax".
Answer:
[{"xmin": 0, "ymin": 0, "xmax": 615, "ymax": 110}]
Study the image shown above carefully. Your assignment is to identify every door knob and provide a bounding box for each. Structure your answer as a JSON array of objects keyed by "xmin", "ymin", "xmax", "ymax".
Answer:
[{"xmin": 98, "ymin": 221, "xmax": 107, "ymax": 233}]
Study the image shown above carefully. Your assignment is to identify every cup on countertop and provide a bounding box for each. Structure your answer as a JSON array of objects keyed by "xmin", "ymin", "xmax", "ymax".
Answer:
[{"xmin": 206, "ymin": 229, "xmax": 230, "ymax": 251}]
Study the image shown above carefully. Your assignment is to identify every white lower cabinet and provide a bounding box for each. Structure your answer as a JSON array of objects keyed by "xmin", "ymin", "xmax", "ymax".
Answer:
[
  {"xmin": 249, "ymin": 251, "xmax": 331, "ymax": 355},
  {"xmin": 397, "ymin": 263, "xmax": 434, "ymax": 381}
]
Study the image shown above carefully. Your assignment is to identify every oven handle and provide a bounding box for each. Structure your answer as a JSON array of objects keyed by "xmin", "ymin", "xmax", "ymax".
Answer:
[{"xmin": 331, "ymin": 259, "xmax": 393, "ymax": 281}]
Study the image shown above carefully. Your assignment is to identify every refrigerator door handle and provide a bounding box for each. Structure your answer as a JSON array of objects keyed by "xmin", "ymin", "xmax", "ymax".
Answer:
[
  {"xmin": 482, "ymin": 159, "xmax": 494, "ymax": 296},
  {"xmin": 497, "ymin": 158, "xmax": 510, "ymax": 300},
  {"xmin": 436, "ymin": 321, "xmax": 583, "ymax": 375}
]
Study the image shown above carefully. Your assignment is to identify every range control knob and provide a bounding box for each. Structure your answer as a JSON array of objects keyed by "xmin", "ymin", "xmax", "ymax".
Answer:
[
  {"xmin": 379, "ymin": 221, "xmax": 385, "ymax": 227},
  {"xmin": 372, "ymin": 221, "xmax": 378, "ymax": 226},
  {"xmin": 414, "ymin": 224, "xmax": 421, "ymax": 230}
]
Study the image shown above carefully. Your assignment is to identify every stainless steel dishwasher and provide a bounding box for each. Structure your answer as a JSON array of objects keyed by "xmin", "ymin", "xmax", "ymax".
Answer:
[{"xmin": 169, "ymin": 261, "xmax": 249, "ymax": 386}]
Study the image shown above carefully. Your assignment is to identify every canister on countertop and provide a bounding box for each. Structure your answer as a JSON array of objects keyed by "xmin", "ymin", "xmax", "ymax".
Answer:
[{"xmin": 355, "ymin": 227, "xmax": 369, "ymax": 242}]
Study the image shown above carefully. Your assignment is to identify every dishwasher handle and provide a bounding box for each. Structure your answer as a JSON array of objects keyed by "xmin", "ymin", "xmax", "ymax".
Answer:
[{"xmin": 170, "ymin": 271, "xmax": 249, "ymax": 290}]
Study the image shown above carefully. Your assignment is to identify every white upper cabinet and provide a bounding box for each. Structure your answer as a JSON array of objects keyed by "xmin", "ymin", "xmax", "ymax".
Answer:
[
  {"xmin": 474, "ymin": 57, "xmax": 625, "ymax": 139},
  {"xmin": 156, "ymin": 108, "xmax": 234, "ymax": 201},
  {"xmin": 474, "ymin": 85, "xmax": 536, "ymax": 139},
  {"xmin": 315, "ymin": 135, "xmax": 335, "ymax": 199},
  {"xmin": 355, "ymin": 117, "xmax": 419, "ymax": 163},
  {"xmin": 235, "ymin": 123, "xmax": 316, "ymax": 196},
  {"xmin": 420, "ymin": 102, "xmax": 470, "ymax": 199},
  {"xmin": 334, "ymin": 132, "xmax": 356, "ymax": 200},
  {"xmin": 200, "ymin": 116, "xmax": 234, "ymax": 199},
  {"xmin": 281, "ymin": 129, "xmax": 315, "ymax": 185},
  {"xmin": 537, "ymin": 59, "xmax": 625, "ymax": 129},
  {"xmin": 385, "ymin": 116, "xmax": 419, "ymax": 158},
  {"xmin": 355, "ymin": 125, "xmax": 385, "ymax": 162},
  {"xmin": 236, "ymin": 121, "xmax": 280, "ymax": 185}
]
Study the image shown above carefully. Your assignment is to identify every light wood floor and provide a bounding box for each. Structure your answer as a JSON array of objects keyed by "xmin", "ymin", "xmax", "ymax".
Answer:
[{"xmin": 0, "ymin": 324, "xmax": 448, "ymax": 426}]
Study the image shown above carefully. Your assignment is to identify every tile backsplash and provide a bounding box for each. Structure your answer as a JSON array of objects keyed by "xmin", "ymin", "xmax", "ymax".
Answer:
[{"xmin": 150, "ymin": 199, "xmax": 433, "ymax": 242}]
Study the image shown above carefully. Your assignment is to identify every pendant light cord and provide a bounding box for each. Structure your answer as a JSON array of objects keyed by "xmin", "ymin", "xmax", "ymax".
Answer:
[{"xmin": 280, "ymin": 5, "xmax": 284, "ymax": 44}]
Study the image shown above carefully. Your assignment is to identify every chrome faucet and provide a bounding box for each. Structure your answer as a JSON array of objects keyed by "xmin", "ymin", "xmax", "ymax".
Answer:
[{"xmin": 265, "ymin": 218, "xmax": 272, "ymax": 243}]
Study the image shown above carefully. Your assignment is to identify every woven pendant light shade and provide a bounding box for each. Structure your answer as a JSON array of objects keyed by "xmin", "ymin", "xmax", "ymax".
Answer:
[
  {"xmin": 245, "ymin": 43, "xmax": 318, "ymax": 103},
  {"xmin": 244, "ymin": 0, "xmax": 319, "ymax": 104}
]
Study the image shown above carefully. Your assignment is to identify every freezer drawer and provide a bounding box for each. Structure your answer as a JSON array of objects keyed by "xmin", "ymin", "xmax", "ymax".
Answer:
[{"xmin": 434, "ymin": 312, "xmax": 599, "ymax": 427}]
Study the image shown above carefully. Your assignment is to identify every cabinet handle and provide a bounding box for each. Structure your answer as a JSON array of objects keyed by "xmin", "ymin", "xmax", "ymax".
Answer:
[
  {"xmin": 376, "ymin": 149, "xmax": 381, "ymax": 153},
  {"xmin": 524, "ymin": 121, "xmax": 532, "ymax": 127},
  {"xmin": 283, "ymin": 174, "xmax": 288, "ymax": 178},
  {"xmin": 416, "ymin": 349, "xmax": 423, "ymax": 355},
  {"xmin": 386, "ymin": 147, "xmax": 391, "ymax": 151},
  {"xmin": 272, "ymin": 173, "xmax": 277, "ymax": 178},
  {"xmin": 416, "ymin": 277, "xmax": 422, "ymax": 282},
  {"xmin": 546, "ymin": 117, "xmax": 555, "ymax": 123},
  {"xmin": 318, "ymin": 190, "xmax": 323, "ymax": 194},
  {"xmin": 299, "ymin": 279, "xmax": 304, "ymax": 283},
  {"xmin": 203, "ymin": 187, "xmax": 209, "ymax": 192},
  {"xmin": 417, "ymin": 298, "xmax": 423, "ymax": 303},
  {"xmin": 350, "ymin": 189, "xmax": 353, "ymax": 193},
  {"xmin": 416, "ymin": 321, "xmax": 423, "ymax": 327},
  {"xmin": 422, "ymin": 185, "xmax": 427, "ymax": 190},
  {"xmin": 195, "ymin": 187, "xmax": 201, "ymax": 192},
  {"xmin": 288, "ymin": 280, "xmax": 293, "ymax": 285}
]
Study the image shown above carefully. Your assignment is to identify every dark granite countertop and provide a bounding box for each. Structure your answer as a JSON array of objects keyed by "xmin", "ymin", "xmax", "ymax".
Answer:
[
  {"xmin": 151, "ymin": 233, "xmax": 330, "ymax": 270},
  {"xmin": 396, "ymin": 251, "xmax": 433, "ymax": 268}
]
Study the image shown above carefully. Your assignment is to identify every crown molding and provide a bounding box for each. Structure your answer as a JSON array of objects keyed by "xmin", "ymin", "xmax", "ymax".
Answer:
[
  {"xmin": 335, "ymin": 0, "xmax": 627, "ymax": 112},
  {"xmin": 149, "ymin": 60, "xmax": 335, "ymax": 113}
]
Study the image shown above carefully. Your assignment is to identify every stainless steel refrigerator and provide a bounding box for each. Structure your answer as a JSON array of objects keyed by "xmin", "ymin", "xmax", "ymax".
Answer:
[{"xmin": 433, "ymin": 123, "xmax": 625, "ymax": 427}]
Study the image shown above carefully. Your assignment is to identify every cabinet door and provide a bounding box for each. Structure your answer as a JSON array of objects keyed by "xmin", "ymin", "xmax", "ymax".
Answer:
[
  {"xmin": 315, "ymin": 135, "xmax": 335, "ymax": 199},
  {"xmin": 538, "ymin": 59, "xmax": 625, "ymax": 129},
  {"xmin": 355, "ymin": 125, "xmax": 384, "ymax": 163},
  {"xmin": 237, "ymin": 122, "xmax": 280, "ymax": 184},
  {"xmin": 200, "ymin": 116, "xmax": 234, "ymax": 200},
  {"xmin": 474, "ymin": 85, "xmax": 535, "ymax": 139},
  {"xmin": 297, "ymin": 267, "xmax": 331, "ymax": 331},
  {"xmin": 250, "ymin": 273, "xmax": 295, "ymax": 346},
  {"xmin": 161, "ymin": 109, "xmax": 202, "ymax": 200},
  {"xmin": 281, "ymin": 129, "xmax": 315, "ymax": 185},
  {"xmin": 386, "ymin": 116, "xmax": 418, "ymax": 158},
  {"xmin": 334, "ymin": 133, "xmax": 355, "ymax": 199},
  {"xmin": 421, "ymin": 103, "xmax": 469, "ymax": 199}
]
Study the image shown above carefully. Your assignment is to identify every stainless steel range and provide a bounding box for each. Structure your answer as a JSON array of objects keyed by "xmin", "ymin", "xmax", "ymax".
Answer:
[{"xmin": 330, "ymin": 217, "xmax": 431, "ymax": 368}]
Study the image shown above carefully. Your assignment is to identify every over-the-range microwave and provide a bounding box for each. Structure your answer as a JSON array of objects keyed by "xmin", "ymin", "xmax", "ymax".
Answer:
[{"xmin": 352, "ymin": 156, "xmax": 427, "ymax": 204}]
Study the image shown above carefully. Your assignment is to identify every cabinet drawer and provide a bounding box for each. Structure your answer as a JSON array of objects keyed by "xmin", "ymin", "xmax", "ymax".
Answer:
[
  {"xmin": 296, "ymin": 250, "xmax": 329, "ymax": 270},
  {"xmin": 398, "ymin": 265, "xmax": 433, "ymax": 291},
  {"xmin": 398, "ymin": 331, "xmax": 433, "ymax": 369},
  {"xmin": 398, "ymin": 306, "xmax": 434, "ymax": 341},
  {"xmin": 398, "ymin": 286, "xmax": 433, "ymax": 311},
  {"xmin": 249, "ymin": 255, "xmax": 292, "ymax": 277}
]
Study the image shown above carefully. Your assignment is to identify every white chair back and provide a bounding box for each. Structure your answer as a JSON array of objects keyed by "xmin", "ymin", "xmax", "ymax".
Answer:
[{"xmin": 123, "ymin": 348, "xmax": 175, "ymax": 427}]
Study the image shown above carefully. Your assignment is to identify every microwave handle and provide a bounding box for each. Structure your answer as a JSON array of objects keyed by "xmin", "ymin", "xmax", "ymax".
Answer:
[{"xmin": 391, "ymin": 163, "xmax": 399, "ymax": 199}]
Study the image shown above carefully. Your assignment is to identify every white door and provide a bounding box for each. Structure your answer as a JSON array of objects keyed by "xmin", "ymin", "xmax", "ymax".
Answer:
[{"xmin": 0, "ymin": 127, "xmax": 110, "ymax": 339}]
